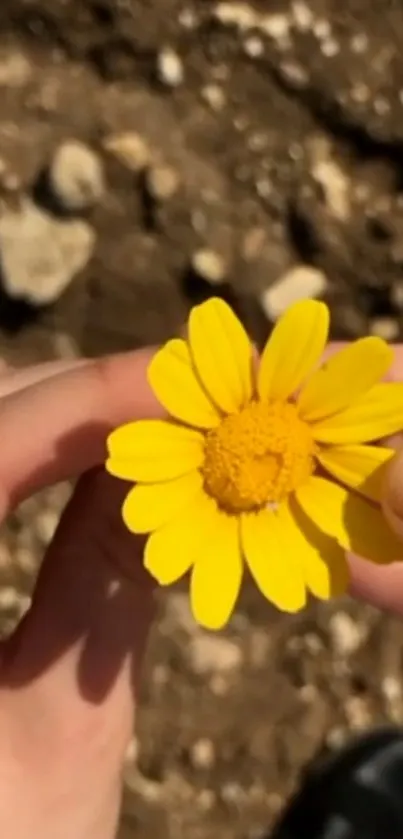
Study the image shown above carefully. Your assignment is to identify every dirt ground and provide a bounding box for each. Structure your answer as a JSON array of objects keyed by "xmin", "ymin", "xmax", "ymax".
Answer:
[{"xmin": 1, "ymin": 1, "xmax": 403, "ymax": 837}]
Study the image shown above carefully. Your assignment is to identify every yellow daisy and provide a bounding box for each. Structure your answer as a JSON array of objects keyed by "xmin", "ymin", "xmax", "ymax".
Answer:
[{"xmin": 106, "ymin": 298, "xmax": 403, "ymax": 630}]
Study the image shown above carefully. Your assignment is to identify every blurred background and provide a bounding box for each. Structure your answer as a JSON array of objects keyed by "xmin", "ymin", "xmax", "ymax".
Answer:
[{"xmin": 0, "ymin": 1, "xmax": 403, "ymax": 837}]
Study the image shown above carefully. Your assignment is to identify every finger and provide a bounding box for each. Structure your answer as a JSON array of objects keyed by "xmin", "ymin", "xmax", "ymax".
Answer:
[
  {"xmin": 349, "ymin": 555, "xmax": 403, "ymax": 616},
  {"xmin": 0, "ymin": 357, "xmax": 90, "ymax": 398},
  {"xmin": 349, "ymin": 447, "xmax": 403, "ymax": 614},
  {"xmin": 0, "ymin": 469, "xmax": 155, "ymax": 836},
  {"xmin": 0, "ymin": 347, "xmax": 161, "ymax": 513}
]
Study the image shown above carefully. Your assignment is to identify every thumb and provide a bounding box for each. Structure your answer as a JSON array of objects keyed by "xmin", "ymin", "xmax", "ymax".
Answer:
[
  {"xmin": 382, "ymin": 449, "xmax": 403, "ymax": 539},
  {"xmin": 0, "ymin": 469, "xmax": 155, "ymax": 839}
]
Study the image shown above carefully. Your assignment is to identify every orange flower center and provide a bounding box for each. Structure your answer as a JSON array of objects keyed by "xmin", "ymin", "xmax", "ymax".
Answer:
[{"xmin": 203, "ymin": 400, "xmax": 315, "ymax": 513}]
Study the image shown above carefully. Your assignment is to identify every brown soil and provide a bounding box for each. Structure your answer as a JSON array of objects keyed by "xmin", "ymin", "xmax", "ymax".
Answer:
[{"xmin": 0, "ymin": 1, "xmax": 403, "ymax": 837}]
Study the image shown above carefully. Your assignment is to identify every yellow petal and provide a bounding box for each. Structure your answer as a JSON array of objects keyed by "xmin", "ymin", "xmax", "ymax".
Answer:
[
  {"xmin": 144, "ymin": 493, "xmax": 217, "ymax": 585},
  {"xmin": 298, "ymin": 337, "xmax": 393, "ymax": 422},
  {"xmin": 311, "ymin": 383, "xmax": 403, "ymax": 444},
  {"xmin": 148, "ymin": 339, "xmax": 220, "ymax": 429},
  {"xmin": 188, "ymin": 297, "xmax": 253, "ymax": 414},
  {"xmin": 258, "ymin": 299, "xmax": 329, "ymax": 402},
  {"xmin": 241, "ymin": 507, "xmax": 306, "ymax": 612},
  {"xmin": 287, "ymin": 500, "xmax": 349, "ymax": 599},
  {"xmin": 317, "ymin": 444, "xmax": 393, "ymax": 503},
  {"xmin": 296, "ymin": 476, "xmax": 403, "ymax": 564},
  {"xmin": 122, "ymin": 471, "xmax": 203, "ymax": 534},
  {"xmin": 190, "ymin": 510, "xmax": 242, "ymax": 630},
  {"xmin": 107, "ymin": 419, "xmax": 204, "ymax": 482}
]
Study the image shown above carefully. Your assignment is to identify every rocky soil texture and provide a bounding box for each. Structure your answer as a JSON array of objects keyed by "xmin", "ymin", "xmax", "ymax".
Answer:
[{"xmin": 0, "ymin": 1, "xmax": 403, "ymax": 838}]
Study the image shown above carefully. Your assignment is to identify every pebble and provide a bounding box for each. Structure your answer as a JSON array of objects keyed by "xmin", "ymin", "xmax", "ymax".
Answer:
[
  {"xmin": 15, "ymin": 547, "xmax": 38, "ymax": 575},
  {"xmin": 0, "ymin": 198, "xmax": 95, "ymax": 305},
  {"xmin": 178, "ymin": 7, "xmax": 198, "ymax": 29},
  {"xmin": 260, "ymin": 264, "xmax": 327, "ymax": 319},
  {"xmin": 299, "ymin": 684, "xmax": 318, "ymax": 703},
  {"xmin": 313, "ymin": 18, "xmax": 332, "ymax": 40},
  {"xmin": 157, "ymin": 47, "xmax": 184, "ymax": 87},
  {"xmin": 279, "ymin": 60, "xmax": 308, "ymax": 89},
  {"xmin": 214, "ymin": 3, "xmax": 257, "ymax": 32},
  {"xmin": 146, "ymin": 164, "xmax": 180, "ymax": 201},
  {"xmin": 329, "ymin": 611, "xmax": 366, "ymax": 656},
  {"xmin": 243, "ymin": 36, "xmax": 265, "ymax": 58},
  {"xmin": 312, "ymin": 158, "xmax": 350, "ymax": 220},
  {"xmin": 102, "ymin": 131, "xmax": 151, "ymax": 172},
  {"xmin": 190, "ymin": 634, "xmax": 242, "ymax": 674},
  {"xmin": 382, "ymin": 675, "xmax": 401, "ymax": 704},
  {"xmin": 221, "ymin": 781, "xmax": 246, "ymax": 805},
  {"xmin": 0, "ymin": 586, "xmax": 23, "ymax": 612},
  {"xmin": 191, "ymin": 248, "xmax": 227, "ymax": 284},
  {"xmin": 209, "ymin": 674, "xmax": 230, "ymax": 696},
  {"xmin": 0, "ymin": 50, "xmax": 31, "ymax": 87},
  {"xmin": 345, "ymin": 696, "xmax": 372, "ymax": 730},
  {"xmin": 350, "ymin": 32, "xmax": 369, "ymax": 54},
  {"xmin": 166, "ymin": 592, "xmax": 196, "ymax": 634},
  {"xmin": 291, "ymin": 0, "xmax": 314, "ymax": 31},
  {"xmin": 125, "ymin": 736, "xmax": 140, "ymax": 766},
  {"xmin": 326, "ymin": 726, "xmax": 349, "ymax": 750},
  {"xmin": 197, "ymin": 789, "xmax": 216, "ymax": 810},
  {"xmin": 35, "ymin": 509, "xmax": 60, "ymax": 545},
  {"xmin": 201, "ymin": 84, "xmax": 226, "ymax": 112},
  {"xmin": 190, "ymin": 738, "xmax": 216, "ymax": 770},
  {"xmin": 321, "ymin": 38, "xmax": 340, "ymax": 58},
  {"xmin": 49, "ymin": 140, "xmax": 105, "ymax": 212},
  {"xmin": 261, "ymin": 14, "xmax": 290, "ymax": 42},
  {"xmin": 370, "ymin": 317, "xmax": 399, "ymax": 341},
  {"xmin": 242, "ymin": 227, "xmax": 267, "ymax": 261}
]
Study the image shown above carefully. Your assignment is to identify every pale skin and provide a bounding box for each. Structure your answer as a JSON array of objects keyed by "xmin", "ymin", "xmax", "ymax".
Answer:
[{"xmin": 0, "ymin": 346, "xmax": 402, "ymax": 838}]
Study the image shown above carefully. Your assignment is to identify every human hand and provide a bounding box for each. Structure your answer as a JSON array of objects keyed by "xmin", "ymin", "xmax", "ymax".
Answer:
[
  {"xmin": 0, "ymin": 342, "xmax": 402, "ymax": 839},
  {"xmin": 0, "ymin": 349, "xmax": 159, "ymax": 839}
]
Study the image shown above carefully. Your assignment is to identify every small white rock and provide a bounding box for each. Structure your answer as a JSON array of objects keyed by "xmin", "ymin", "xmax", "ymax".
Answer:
[
  {"xmin": 15, "ymin": 547, "xmax": 37, "ymax": 575},
  {"xmin": 0, "ymin": 199, "xmax": 95, "ymax": 305},
  {"xmin": 197, "ymin": 789, "xmax": 216, "ymax": 810},
  {"xmin": 192, "ymin": 247, "xmax": 227, "ymax": 284},
  {"xmin": 242, "ymin": 227, "xmax": 267, "ymax": 261},
  {"xmin": 35, "ymin": 509, "xmax": 60, "ymax": 545},
  {"xmin": 243, "ymin": 35, "xmax": 265, "ymax": 58},
  {"xmin": 312, "ymin": 158, "xmax": 350, "ymax": 220},
  {"xmin": 190, "ymin": 738, "xmax": 215, "ymax": 770},
  {"xmin": 201, "ymin": 84, "xmax": 226, "ymax": 112},
  {"xmin": 313, "ymin": 18, "xmax": 332, "ymax": 40},
  {"xmin": 146, "ymin": 164, "xmax": 179, "ymax": 200},
  {"xmin": 261, "ymin": 14, "xmax": 290, "ymax": 41},
  {"xmin": 350, "ymin": 32, "xmax": 369, "ymax": 54},
  {"xmin": 190, "ymin": 634, "xmax": 242, "ymax": 674},
  {"xmin": 124, "ymin": 736, "xmax": 140, "ymax": 765},
  {"xmin": 0, "ymin": 586, "xmax": 20, "ymax": 611},
  {"xmin": 0, "ymin": 50, "xmax": 31, "ymax": 87},
  {"xmin": 291, "ymin": 0, "xmax": 314, "ymax": 31},
  {"xmin": 178, "ymin": 7, "xmax": 198, "ymax": 29},
  {"xmin": 321, "ymin": 38, "xmax": 340, "ymax": 58},
  {"xmin": 102, "ymin": 131, "xmax": 151, "ymax": 172},
  {"xmin": 49, "ymin": 140, "xmax": 105, "ymax": 211},
  {"xmin": 214, "ymin": 3, "xmax": 257, "ymax": 32},
  {"xmin": 326, "ymin": 727, "xmax": 349, "ymax": 749},
  {"xmin": 260, "ymin": 265, "xmax": 327, "ymax": 319},
  {"xmin": 157, "ymin": 47, "xmax": 184, "ymax": 87},
  {"xmin": 370, "ymin": 317, "xmax": 399, "ymax": 341},
  {"xmin": 345, "ymin": 696, "xmax": 372, "ymax": 730},
  {"xmin": 329, "ymin": 611, "xmax": 366, "ymax": 656}
]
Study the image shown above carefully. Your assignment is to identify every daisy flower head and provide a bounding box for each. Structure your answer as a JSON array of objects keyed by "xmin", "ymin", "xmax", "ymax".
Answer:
[{"xmin": 106, "ymin": 298, "xmax": 403, "ymax": 630}]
